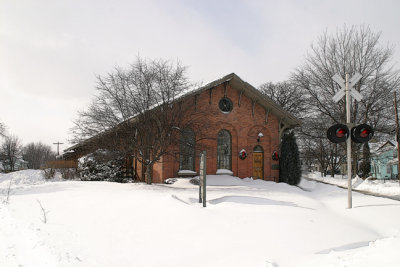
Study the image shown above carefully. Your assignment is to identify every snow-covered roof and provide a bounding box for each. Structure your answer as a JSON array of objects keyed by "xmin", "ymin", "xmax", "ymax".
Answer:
[
  {"xmin": 370, "ymin": 140, "xmax": 396, "ymax": 154},
  {"xmin": 376, "ymin": 141, "xmax": 395, "ymax": 153}
]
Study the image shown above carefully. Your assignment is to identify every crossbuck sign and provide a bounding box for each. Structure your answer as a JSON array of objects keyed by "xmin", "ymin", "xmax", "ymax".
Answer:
[{"xmin": 332, "ymin": 73, "xmax": 363, "ymax": 102}]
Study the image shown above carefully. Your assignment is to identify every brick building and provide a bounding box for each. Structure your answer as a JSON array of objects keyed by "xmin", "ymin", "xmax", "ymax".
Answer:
[{"xmin": 65, "ymin": 73, "xmax": 300, "ymax": 183}]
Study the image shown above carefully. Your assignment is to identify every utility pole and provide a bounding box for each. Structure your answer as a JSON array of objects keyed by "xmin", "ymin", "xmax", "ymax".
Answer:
[
  {"xmin": 394, "ymin": 92, "xmax": 400, "ymax": 184},
  {"xmin": 53, "ymin": 141, "xmax": 64, "ymax": 156}
]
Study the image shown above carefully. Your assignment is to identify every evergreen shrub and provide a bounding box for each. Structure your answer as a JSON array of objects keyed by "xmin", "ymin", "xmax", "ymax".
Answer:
[
  {"xmin": 279, "ymin": 131, "xmax": 302, "ymax": 185},
  {"xmin": 78, "ymin": 149, "xmax": 128, "ymax": 183}
]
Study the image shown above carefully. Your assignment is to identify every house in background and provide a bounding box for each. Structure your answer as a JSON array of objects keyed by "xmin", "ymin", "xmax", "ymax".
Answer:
[
  {"xmin": 370, "ymin": 141, "xmax": 398, "ymax": 179},
  {"xmin": 0, "ymin": 156, "xmax": 28, "ymax": 172}
]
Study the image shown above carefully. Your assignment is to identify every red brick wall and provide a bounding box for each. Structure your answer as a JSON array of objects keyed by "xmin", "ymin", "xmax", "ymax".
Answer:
[
  {"xmin": 158, "ymin": 83, "xmax": 280, "ymax": 183},
  {"xmin": 152, "ymin": 157, "xmax": 163, "ymax": 183}
]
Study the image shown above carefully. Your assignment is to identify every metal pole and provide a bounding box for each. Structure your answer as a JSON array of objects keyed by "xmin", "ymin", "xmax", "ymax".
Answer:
[
  {"xmin": 199, "ymin": 151, "xmax": 204, "ymax": 203},
  {"xmin": 198, "ymin": 151, "xmax": 207, "ymax": 207},
  {"xmin": 346, "ymin": 73, "xmax": 352, "ymax": 209},
  {"xmin": 199, "ymin": 151, "xmax": 202, "ymax": 203},
  {"xmin": 199, "ymin": 181, "xmax": 202, "ymax": 203},
  {"xmin": 394, "ymin": 92, "xmax": 400, "ymax": 184}
]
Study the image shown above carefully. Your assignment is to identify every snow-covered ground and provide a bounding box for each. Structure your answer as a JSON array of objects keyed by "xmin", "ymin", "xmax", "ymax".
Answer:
[
  {"xmin": 1, "ymin": 170, "xmax": 400, "ymax": 267},
  {"xmin": 306, "ymin": 172, "xmax": 400, "ymax": 197}
]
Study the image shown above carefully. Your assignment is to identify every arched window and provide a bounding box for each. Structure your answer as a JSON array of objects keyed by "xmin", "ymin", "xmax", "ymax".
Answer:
[
  {"xmin": 180, "ymin": 128, "xmax": 195, "ymax": 171},
  {"xmin": 217, "ymin": 129, "xmax": 232, "ymax": 170},
  {"xmin": 253, "ymin": 145, "xmax": 264, "ymax": 153}
]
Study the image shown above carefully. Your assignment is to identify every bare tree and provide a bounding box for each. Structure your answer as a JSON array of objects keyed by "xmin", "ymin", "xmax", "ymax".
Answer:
[
  {"xmin": 359, "ymin": 142, "xmax": 371, "ymax": 178},
  {"xmin": 23, "ymin": 142, "xmax": 56, "ymax": 169},
  {"xmin": 258, "ymin": 81, "xmax": 308, "ymax": 118},
  {"xmin": 299, "ymin": 117, "xmax": 346, "ymax": 176},
  {"xmin": 0, "ymin": 122, "xmax": 5, "ymax": 137},
  {"xmin": 293, "ymin": 25, "xmax": 400, "ymax": 135},
  {"xmin": 71, "ymin": 57, "xmax": 204, "ymax": 184},
  {"xmin": 292, "ymin": 25, "xmax": 400, "ymax": 176},
  {"xmin": 0, "ymin": 135, "xmax": 22, "ymax": 172}
]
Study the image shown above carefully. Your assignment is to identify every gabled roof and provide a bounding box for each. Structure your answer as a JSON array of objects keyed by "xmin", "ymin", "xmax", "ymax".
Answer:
[
  {"xmin": 377, "ymin": 141, "xmax": 395, "ymax": 150},
  {"xmin": 371, "ymin": 140, "xmax": 396, "ymax": 154},
  {"xmin": 179, "ymin": 73, "xmax": 301, "ymax": 128},
  {"xmin": 65, "ymin": 73, "xmax": 301, "ymax": 153}
]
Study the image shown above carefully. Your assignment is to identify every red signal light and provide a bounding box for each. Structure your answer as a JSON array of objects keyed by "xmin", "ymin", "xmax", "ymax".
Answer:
[
  {"xmin": 327, "ymin": 124, "xmax": 349, "ymax": 143},
  {"xmin": 360, "ymin": 128, "xmax": 369, "ymax": 138},
  {"xmin": 351, "ymin": 124, "xmax": 374, "ymax": 143},
  {"xmin": 336, "ymin": 128, "xmax": 346, "ymax": 138}
]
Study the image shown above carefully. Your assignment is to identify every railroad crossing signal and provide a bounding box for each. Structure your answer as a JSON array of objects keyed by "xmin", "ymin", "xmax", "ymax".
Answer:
[
  {"xmin": 329, "ymin": 72, "xmax": 370, "ymax": 209},
  {"xmin": 329, "ymin": 72, "xmax": 374, "ymax": 144},
  {"xmin": 327, "ymin": 123, "xmax": 374, "ymax": 144}
]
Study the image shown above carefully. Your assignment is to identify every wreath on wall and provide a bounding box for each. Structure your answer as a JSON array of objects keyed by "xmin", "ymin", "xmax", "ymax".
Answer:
[
  {"xmin": 272, "ymin": 151, "xmax": 279, "ymax": 161},
  {"xmin": 239, "ymin": 149, "xmax": 247, "ymax": 160}
]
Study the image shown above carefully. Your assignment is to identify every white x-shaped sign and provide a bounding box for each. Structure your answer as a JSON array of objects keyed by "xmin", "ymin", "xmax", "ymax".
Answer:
[{"xmin": 332, "ymin": 73, "xmax": 363, "ymax": 103}]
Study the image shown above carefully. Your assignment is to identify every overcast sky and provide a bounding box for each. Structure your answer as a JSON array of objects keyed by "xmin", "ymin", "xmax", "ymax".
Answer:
[{"xmin": 1, "ymin": 0, "xmax": 400, "ymax": 152}]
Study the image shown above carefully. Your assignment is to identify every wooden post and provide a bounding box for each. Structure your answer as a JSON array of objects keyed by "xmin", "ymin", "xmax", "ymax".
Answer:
[{"xmin": 394, "ymin": 91, "xmax": 400, "ymax": 184}]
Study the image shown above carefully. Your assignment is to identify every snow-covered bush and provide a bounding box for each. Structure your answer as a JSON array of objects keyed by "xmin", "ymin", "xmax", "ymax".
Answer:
[
  {"xmin": 42, "ymin": 168, "xmax": 77, "ymax": 180},
  {"xmin": 42, "ymin": 168, "xmax": 55, "ymax": 180},
  {"xmin": 190, "ymin": 177, "xmax": 200, "ymax": 185},
  {"xmin": 59, "ymin": 168, "xmax": 77, "ymax": 179},
  {"xmin": 78, "ymin": 149, "xmax": 129, "ymax": 183},
  {"xmin": 164, "ymin": 178, "xmax": 177, "ymax": 184}
]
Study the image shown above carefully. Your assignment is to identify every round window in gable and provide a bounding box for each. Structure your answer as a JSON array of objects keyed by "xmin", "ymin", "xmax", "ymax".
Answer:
[{"xmin": 218, "ymin": 97, "xmax": 233, "ymax": 113}]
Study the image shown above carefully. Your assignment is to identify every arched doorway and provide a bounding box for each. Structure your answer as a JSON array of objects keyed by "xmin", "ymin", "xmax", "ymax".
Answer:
[
  {"xmin": 217, "ymin": 129, "xmax": 232, "ymax": 170},
  {"xmin": 253, "ymin": 146, "xmax": 264, "ymax": 179}
]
